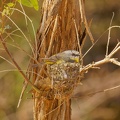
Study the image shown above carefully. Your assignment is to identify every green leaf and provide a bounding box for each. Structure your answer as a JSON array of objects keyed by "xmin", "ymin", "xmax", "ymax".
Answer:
[
  {"xmin": 30, "ymin": 0, "xmax": 39, "ymax": 11},
  {"xmin": 17, "ymin": 0, "xmax": 33, "ymax": 7},
  {"xmin": 7, "ymin": 3, "xmax": 14, "ymax": 7},
  {"xmin": 17, "ymin": 0, "xmax": 39, "ymax": 10},
  {"xmin": 2, "ymin": 7, "xmax": 10, "ymax": 16}
]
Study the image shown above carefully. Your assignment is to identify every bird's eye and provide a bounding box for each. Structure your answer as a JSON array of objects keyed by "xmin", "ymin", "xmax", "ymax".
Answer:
[{"xmin": 72, "ymin": 53, "xmax": 79, "ymax": 56}]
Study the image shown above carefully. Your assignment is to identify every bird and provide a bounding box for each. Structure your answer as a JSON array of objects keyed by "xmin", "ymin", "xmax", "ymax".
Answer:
[{"xmin": 43, "ymin": 50, "xmax": 80, "ymax": 65}]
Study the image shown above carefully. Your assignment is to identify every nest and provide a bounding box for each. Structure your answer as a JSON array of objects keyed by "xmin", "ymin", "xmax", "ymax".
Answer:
[
  {"xmin": 47, "ymin": 62, "xmax": 80, "ymax": 81},
  {"xmin": 45, "ymin": 62, "xmax": 83, "ymax": 99},
  {"xmin": 35, "ymin": 62, "xmax": 84, "ymax": 100}
]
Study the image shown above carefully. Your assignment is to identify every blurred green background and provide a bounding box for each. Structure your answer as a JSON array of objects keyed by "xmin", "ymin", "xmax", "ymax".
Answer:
[{"xmin": 0, "ymin": 0, "xmax": 120, "ymax": 120}]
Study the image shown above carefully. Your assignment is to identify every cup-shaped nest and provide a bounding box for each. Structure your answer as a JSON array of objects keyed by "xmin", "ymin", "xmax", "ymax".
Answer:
[{"xmin": 46, "ymin": 62, "xmax": 83, "ymax": 98}]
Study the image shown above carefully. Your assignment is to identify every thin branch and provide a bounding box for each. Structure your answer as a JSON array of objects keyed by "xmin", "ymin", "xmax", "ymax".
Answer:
[
  {"xmin": 1, "ymin": 40, "xmax": 41, "ymax": 66},
  {"xmin": 79, "ymin": 0, "xmax": 83, "ymax": 22},
  {"xmin": 108, "ymin": 43, "xmax": 120, "ymax": 58},
  {"xmin": 104, "ymin": 84, "xmax": 120, "ymax": 92},
  {"xmin": 81, "ymin": 42, "xmax": 120, "ymax": 72},
  {"xmin": 80, "ymin": 27, "xmax": 112, "ymax": 60},
  {"xmin": 109, "ymin": 58, "xmax": 120, "ymax": 66},
  {"xmin": 0, "ymin": 69, "xmax": 43, "ymax": 78},
  {"xmin": 73, "ymin": 19, "xmax": 81, "ymax": 52},
  {"xmin": 108, "ymin": 25, "xmax": 120, "ymax": 30},
  {"xmin": 73, "ymin": 83, "xmax": 120, "ymax": 98},
  {"xmin": 4, "ymin": 29, "xmax": 20, "ymax": 40},
  {"xmin": 110, "ymin": 42, "xmax": 120, "ymax": 55},
  {"xmin": 0, "ymin": 11, "xmax": 35, "ymax": 56},
  {"xmin": 81, "ymin": 0, "xmax": 94, "ymax": 44},
  {"xmin": 80, "ymin": 39, "xmax": 99, "ymax": 61},
  {"xmin": 0, "ymin": 35, "xmax": 41, "ymax": 93},
  {"xmin": 11, "ymin": 7, "xmax": 38, "ymax": 58},
  {"xmin": 73, "ymin": 19, "xmax": 82, "ymax": 64},
  {"xmin": 106, "ymin": 12, "xmax": 114, "ymax": 56},
  {"xmin": 0, "ymin": 55, "xmax": 15, "ymax": 67}
]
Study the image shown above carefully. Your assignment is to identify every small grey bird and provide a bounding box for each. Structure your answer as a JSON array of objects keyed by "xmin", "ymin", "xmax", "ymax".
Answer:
[{"xmin": 44, "ymin": 50, "xmax": 80, "ymax": 65}]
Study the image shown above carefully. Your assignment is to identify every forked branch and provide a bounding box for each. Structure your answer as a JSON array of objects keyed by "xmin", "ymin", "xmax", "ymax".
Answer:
[{"xmin": 81, "ymin": 42, "xmax": 120, "ymax": 73}]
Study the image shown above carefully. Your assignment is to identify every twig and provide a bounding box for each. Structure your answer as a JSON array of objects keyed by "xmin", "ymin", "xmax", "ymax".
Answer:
[
  {"xmin": 104, "ymin": 84, "xmax": 120, "ymax": 92},
  {"xmin": 17, "ymin": 82, "xmax": 28, "ymax": 108},
  {"xmin": 0, "ymin": 35, "xmax": 41, "ymax": 93},
  {"xmin": 11, "ymin": 6, "xmax": 38, "ymax": 58},
  {"xmin": 106, "ymin": 12, "xmax": 114, "ymax": 56},
  {"xmin": 81, "ymin": 0, "xmax": 94, "ymax": 44},
  {"xmin": 73, "ymin": 19, "xmax": 81, "ymax": 53},
  {"xmin": 73, "ymin": 83, "xmax": 120, "ymax": 98},
  {"xmin": 0, "ymin": 11, "xmax": 35, "ymax": 56},
  {"xmin": 73, "ymin": 19, "xmax": 83, "ymax": 65},
  {"xmin": 109, "ymin": 58, "xmax": 120, "ymax": 66},
  {"xmin": 80, "ymin": 39, "xmax": 99, "ymax": 61},
  {"xmin": 4, "ymin": 29, "xmax": 20, "ymax": 40},
  {"xmin": 79, "ymin": 0, "xmax": 83, "ymax": 22},
  {"xmin": 0, "ymin": 69, "xmax": 44, "ymax": 78},
  {"xmin": 108, "ymin": 42, "xmax": 120, "ymax": 58},
  {"xmin": 1, "ymin": 40, "xmax": 40, "ymax": 66},
  {"xmin": 0, "ymin": 55, "xmax": 15, "ymax": 67},
  {"xmin": 81, "ymin": 42, "xmax": 120, "ymax": 72}
]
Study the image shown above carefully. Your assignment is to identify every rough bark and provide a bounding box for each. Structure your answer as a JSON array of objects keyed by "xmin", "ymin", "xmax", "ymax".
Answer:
[{"xmin": 31, "ymin": 0, "xmax": 85, "ymax": 120}]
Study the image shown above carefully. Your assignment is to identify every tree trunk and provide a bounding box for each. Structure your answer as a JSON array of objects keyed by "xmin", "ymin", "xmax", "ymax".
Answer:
[{"xmin": 31, "ymin": 0, "xmax": 84, "ymax": 119}]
